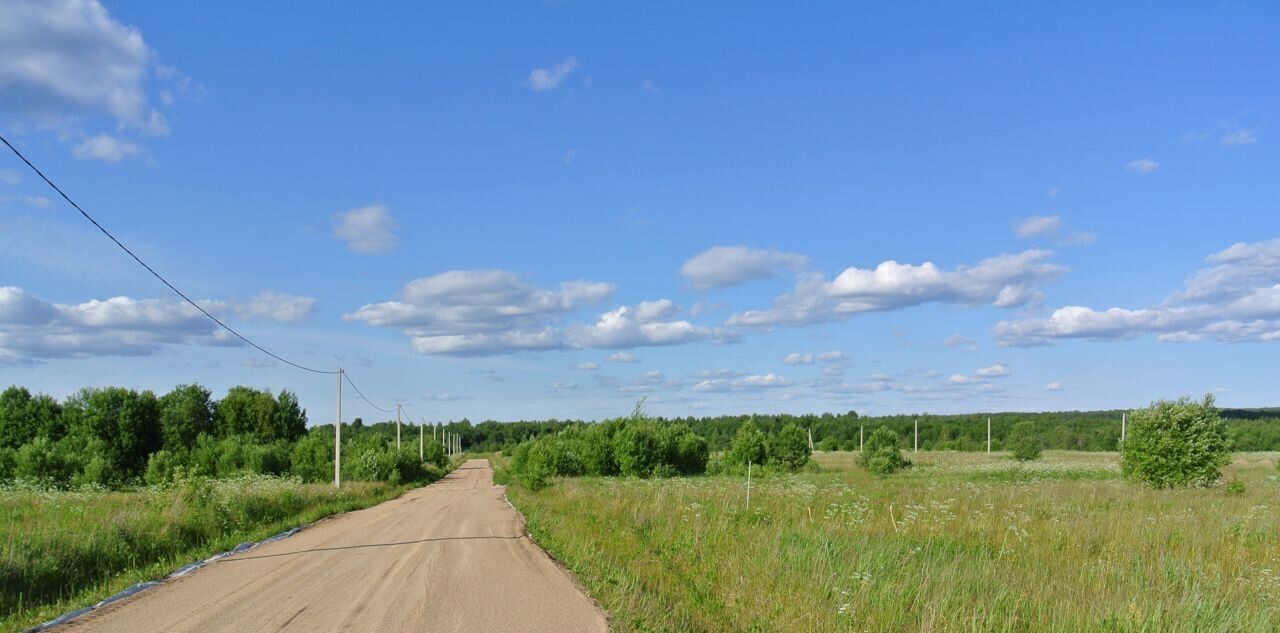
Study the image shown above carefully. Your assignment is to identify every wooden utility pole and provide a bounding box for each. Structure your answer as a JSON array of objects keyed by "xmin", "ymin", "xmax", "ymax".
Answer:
[
  {"xmin": 334, "ymin": 368, "xmax": 343, "ymax": 489},
  {"xmin": 808, "ymin": 427, "xmax": 814, "ymax": 451}
]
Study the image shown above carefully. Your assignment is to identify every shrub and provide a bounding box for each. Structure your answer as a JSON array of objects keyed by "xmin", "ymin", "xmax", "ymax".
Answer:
[
  {"xmin": 727, "ymin": 421, "xmax": 768, "ymax": 470},
  {"xmin": 769, "ymin": 423, "xmax": 812, "ymax": 471},
  {"xmin": 1121, "ymin": 394, "xmax": 1231, "ymax": 488},
  {"xmin": 510, "ymin": 438, "xmax": 555, "ymax": 490},
  {"xmin": 0, "ymin": 447, "xmax": 16, "ymax": 480},
  {"xmin": 614, "ymin": 419, "xmax": 663, "ymax": 477},
  {"xmin": 860, "ymin": 427, "xmax": 911, "ymax": 476},
  {"xmin": 145, "ymin": 449, "xmax": 183, "ymax": 486},
  {"xmin": 1007, "ymin": 421, "xmax": 1043, "ymax": 461},
  {"xmin": 817, "ymin": 436, "xmax": 841, "ymax": 452},
  {"xmin": 14, "ymin": 437, "xmax": 77, "ymax": 486}
]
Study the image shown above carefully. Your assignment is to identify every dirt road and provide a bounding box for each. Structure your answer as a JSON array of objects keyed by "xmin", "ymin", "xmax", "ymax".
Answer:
[{"xmin": 62, "ymin": 460, "xmax": 607, "ymax": 633}]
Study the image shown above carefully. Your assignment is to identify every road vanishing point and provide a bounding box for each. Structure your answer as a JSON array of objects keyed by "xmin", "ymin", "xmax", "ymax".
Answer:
[{"xmin": 60, "ymin": 459, "xmax": 608, "ymax": 633}]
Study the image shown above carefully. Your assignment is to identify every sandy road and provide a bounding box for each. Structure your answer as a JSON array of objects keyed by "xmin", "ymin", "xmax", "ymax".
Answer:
[{"xmin": 62, "ymin": 459, "xmax": 607, "ymax": 633}]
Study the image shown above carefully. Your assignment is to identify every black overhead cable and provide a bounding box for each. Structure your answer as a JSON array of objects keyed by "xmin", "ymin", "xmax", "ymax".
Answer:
[
  {"xmin": 1, "ymin": 132, "xmax": 340, "ymax": 375},
  {"xmin": 1, "ymin": 132, "xmax": 412, "ymax": 414}
]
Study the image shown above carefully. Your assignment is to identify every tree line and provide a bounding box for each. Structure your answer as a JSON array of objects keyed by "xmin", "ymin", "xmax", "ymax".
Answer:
[
  {"xmin": 440, "ymin": 408, "xmax": 1280, "ymax": 454},
  {"xmin": 0, "ymin": 384, "xmax": 448, "ymax": 488}
]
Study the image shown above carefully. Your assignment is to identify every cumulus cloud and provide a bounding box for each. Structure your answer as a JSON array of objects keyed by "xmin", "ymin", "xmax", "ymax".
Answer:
[
  {"xmin": 1126, "ymin": 158, "xmax": 1160, "ymax": 174},
  {"xmin": 997, "ymin": 238, "xmax": 1280, "ymax": 346},
  {"xmin": 333, "ymin": 205, "xmax": 398, "ymax": 254},
  {"xmin": 783, "ymin": 352, "xmax": 814, "ymax": 365},
  {"xmin": 72, "ymin": 133, "xmax": 141, "ymax": 163},
  {"xmin": 573, "ymin": 361, "xmax": 599, "ymax": 370},
  {"xmin": 943, "ymin": 334, "xmax": 977, "ymax": 350},
  {"xmin": 527, "ymin": 57, "xmax": 579, "ymax": 91},
  {"xmin": 607, "ymin": 351, "xmax": 641, "ymax": 363},
  {"xmin": 817, "ymin": 350, "xmax": 846, "ymax": 362},
  {"xmin": 0, "ymin": 0, "xmax": 181, "ymax": 157},
  {"xmin": 691, "ymin": 373, "xmax": 793, "ymax": 393},
  {"xmin": 728, "ymin": 250, "xmax": 1064, "ymax": 328},
  {"xmin": 1014, "ymin": 215, "xmax": 1062, "ymax": 239},
  {"xmin": 680, "ymin": 246, "xmax": 809, "ymax": 290},
  {"xmin": 348, "ymin": 272, "xmax": 734, "ymax": 356},
  {"xmin": 209, "ymin": 290, "xmax": 316, "ymax": 325},
  {"xmin": 786, "ymin": 350, "xmax": 844, "ymax": 365},
  {"xmin": 0, "ymin": 286, "xmax": 311, "ymax": 360},
  {"xmin": 974, "ymin": 363, "xmax": 1010, "ymax": 378}
]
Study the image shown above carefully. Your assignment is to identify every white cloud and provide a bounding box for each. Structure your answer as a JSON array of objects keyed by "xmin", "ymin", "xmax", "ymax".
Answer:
[
  {"xmin": 948, "ymin": 374, "xmax": 980, "ymax": 385},
  {"xmin": 997, "ymin": 237, "xmax": 1280, "ymax": 346},
  {"xmin": 0, "ymin": 170, "xmax": 19, "ymax": 185},
  {"xmin": 333, "ymin": 205, "xmax": 398, "ymax": 254},
  {"xmin": 817, "ymin": 350, "xmax": 846, "ymax": 362},
  {"xmin": 1014, "ymin": 215, "xmax": 1062, "ymax": 239},
  {"xmin": 1044, "ymin": 382, "xmax": 1062, "ymax": 391},
  {"xmin": 0, "ymin": 286, "xmax": 309, "ymax": 360},
  {"xmin": 573, "ymin": 361, "xmax": 599, "ymax": 370},
  {"xmin": 527, "ymin": 57, "xmax": 579, "ymax": 91},
  {"xmin": 974, "ymin": 363, "xmax": 1010, "ymax": 378},
  {"xmin": 0, "ymin": 0, "xmax": 181, "ymax": 158},
  {"xmin": 728, "ymin": 250, "xmax": 1064, "ymax": 328},
  {"xmin": 691, "ymin": 373, "xmax": 793, "ymax": 393},
  {"xmin": 566, "ymin": 301, "xmax": 727, "ymax": 349},
  {"xmin": 943, "ymin": 334, "xmax": 977, "ymax": 349},
  {"xmin": 1126, "ymin": 158, "xmax": 1160, "ymax": 174},
  {"xmin": 421, "ymin": 392, "xmax": 470, "ymax": 401},
  {"xmin": 21, "ymin": 195, "xmax": 51, "ymax": 208},
  {"xmin": 1221, "ymin": 128, "xmax": 1259, "ymax": 146},
  {"xmin": 607, "ymin": 351, "xmax": 641, "ymax": 363},
  {"xmin": 213, "ymin": 290, "xmax": 317, "ymax": 325},
  {"xmin": 72, "ymin": 134, "xmax": 140, "ymax": 163},
  {"xmin": 783, "ymin": 352, "xmax": 814, "ymax": 365},
  {"xmin": 680, "ymin": 246, "xmax": 809, "ymax": 290}
]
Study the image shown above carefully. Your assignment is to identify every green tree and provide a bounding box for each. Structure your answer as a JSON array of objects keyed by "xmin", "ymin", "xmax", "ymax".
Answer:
[
  {"xmin": 1122, "ymin": 395, "xmax": 1231, "ymax": 488},
  {"xmin": 159, "ymin": 384, "xmax": 216, "ymax": 451},
  {"xmin": 0, "ymin": 386, "xmax": 63, "ymax": 448},
  {"xmin": 63, "ymin": 387, "xmax": 162, "ymax": 482},
  {"xmin": 727, "ymin": 421, "xmax": 768, "ymax": 468},
  {"xmin": 270, "ymin": 390, "xmax": 308, "ymax": 441},
  {"xmin": 1007, "ymin": 421, "xmax": 1043, "ymax": 461},
  {"xmin": 860, "ymin": 427, "xmax": 911, "ymax": 475},
  {"xmin": 769, "ymin": 423, "xmax": 812, "ymax": 471}
]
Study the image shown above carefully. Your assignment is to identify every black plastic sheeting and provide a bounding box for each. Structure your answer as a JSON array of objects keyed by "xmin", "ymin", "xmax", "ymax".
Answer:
[{"xmin": 26, "ymin": 526, "xmax": 303, "ymax": 632}]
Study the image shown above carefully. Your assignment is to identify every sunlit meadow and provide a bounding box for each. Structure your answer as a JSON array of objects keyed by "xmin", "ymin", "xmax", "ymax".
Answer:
[{"xmin": 508, "ymin": 451, "xmax": 1280, "ymax": 632}]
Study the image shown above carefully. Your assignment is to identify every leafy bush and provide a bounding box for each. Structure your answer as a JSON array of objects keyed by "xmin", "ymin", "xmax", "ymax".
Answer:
[
  {"xmin": 1007, "ymin": 421, "xmax": 1043, "ymax": 461},
  {"xmin": 860, "ymin": 427, "xmax": 911, "ymax": 476},
  {"xmin": 145, "ymin": 449, "xmax": 184, "ymax": 486},
  {"xmin": 14, "ymin": 437, "xmax": 78, "ymax": 486},
  {"xmin": 1121, "ymin": 395, "xmax": 1231, "ymax": 488},
  {"xmin": 727, "ymin": 421, "xmax": 768, "ymax": 470},
  {"xmin": 770, "ymin": 423, "xmax": 812, "ymax": 471}
]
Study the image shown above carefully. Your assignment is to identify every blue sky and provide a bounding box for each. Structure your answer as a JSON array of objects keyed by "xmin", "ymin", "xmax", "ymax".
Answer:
[{"xmin": 1, "ymin": 1, "xmax": 1278, "ymax": 423}]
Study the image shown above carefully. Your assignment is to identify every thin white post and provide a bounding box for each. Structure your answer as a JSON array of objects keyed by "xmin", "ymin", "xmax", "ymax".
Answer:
[
  {"xmin": 1121, "ymin": 412, "xmax": 1127, "ymax": 444},
  {"xmin": 746, "ymin": 461, "xmax": 752, "ymax": 511},
  {"xmin": 859, "ymin": 425, "xmax": 864, "ymax": 452},
  {"xmin": 334, "ymin": 368, "xmax": 343, "ymax": 489},
  {"xmin": 419, "ymin": 422, "xmax": 424, "ymax": 461},
  {"xmin": 914, "ymin": 418, "xmax": 919, "ymax": 452},
  {"xmin": 987, "ymin": 417, "xmax": 992, "ymax": 453},
  {"xmin": 396, "ymin": 405, "xmax": 402, "ymax": 452},
  {"xmin": 808, "ymin": 427, "xmax": 814, "ymax": 451}
]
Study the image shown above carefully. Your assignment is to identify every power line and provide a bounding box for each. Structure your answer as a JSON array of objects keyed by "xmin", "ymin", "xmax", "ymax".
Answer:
[
  {"xmin": 0, "ymin": 132, "xmax": 338, "ymax": 375},
  {"xmin": 344, "ymin": 372, "xmax": 398, "ymax": 413}
]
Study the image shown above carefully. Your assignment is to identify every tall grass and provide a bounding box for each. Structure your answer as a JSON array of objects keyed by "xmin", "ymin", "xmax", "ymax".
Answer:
[
  {"xmin": 508, "ymin": 451, "xmax": 1280, "ymax": 632},
  {"xmin": 0, "ymin": 475, "xmax": 417, "ymax": 631}
]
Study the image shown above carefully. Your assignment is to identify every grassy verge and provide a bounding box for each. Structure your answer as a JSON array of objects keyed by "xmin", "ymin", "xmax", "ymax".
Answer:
[
  {"xmin": 1, "ymin": 473, "xmax": 440, "ymax": 632},
  {"xmin": 508, "ymin": 451, "xmax": 1280, "ymax": 632}
]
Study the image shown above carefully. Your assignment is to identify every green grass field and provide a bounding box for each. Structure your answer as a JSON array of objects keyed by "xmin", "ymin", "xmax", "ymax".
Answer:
[
  {"xmin": 0, "ymin": 475, "xmax": 415, "ymax": 632},
  {"xmin": 508, "ymin": 451, "xmax": 1280, "ymax": 632}
]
